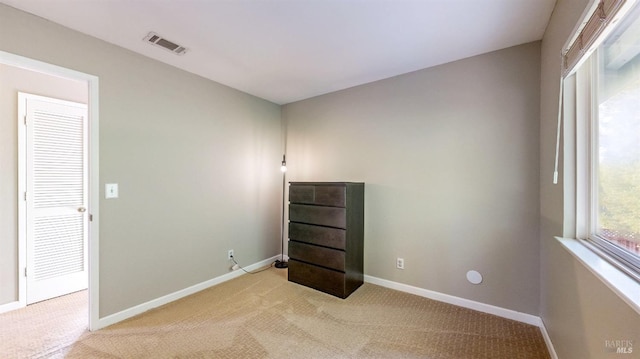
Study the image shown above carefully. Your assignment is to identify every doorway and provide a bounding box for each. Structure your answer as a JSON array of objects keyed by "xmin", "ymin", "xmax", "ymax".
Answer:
[{"xmin": 0, "ymin": 51, "xmax": 100, "ymax": 330}]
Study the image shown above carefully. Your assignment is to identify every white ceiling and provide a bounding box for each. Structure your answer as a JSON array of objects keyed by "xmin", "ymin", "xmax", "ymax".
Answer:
[{"xmin": 1, "ymin": 0, "xmax": 557, "ymax": 105}]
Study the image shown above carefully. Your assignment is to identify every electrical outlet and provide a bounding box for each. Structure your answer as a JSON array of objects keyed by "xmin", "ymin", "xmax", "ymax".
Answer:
[
  {"xmin": 228, "ymin": 249, "xmax": 234, "ymax": 260},
  {"xmin": 396, "ymin": 257, "xmax": 405, "ymax": 270}
]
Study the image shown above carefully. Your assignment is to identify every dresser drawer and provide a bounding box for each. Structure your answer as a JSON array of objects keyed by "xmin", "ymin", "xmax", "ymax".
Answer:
[
  {"xmin": 289, "ymin": 204, "xmax": 346, "ymax": 229},
  {"xmin": 289, "ymin": 223, "xmax": 346, "ymax": 250},
  {"xmin": 289, "ymin": 241, "xmax": 345, "ymax": 272},
  {"xmin": 288, "ymin": 259, "xmax": 347, "ymax": 298},
  {"xmin": 290, "ymin": 185, "xmax": 346, "ymax": 207}
]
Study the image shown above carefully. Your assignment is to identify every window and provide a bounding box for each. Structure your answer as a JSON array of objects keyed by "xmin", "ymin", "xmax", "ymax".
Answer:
[{"xmin": 577, "ymin": 1, "xmax": 640, "ymax": 277}]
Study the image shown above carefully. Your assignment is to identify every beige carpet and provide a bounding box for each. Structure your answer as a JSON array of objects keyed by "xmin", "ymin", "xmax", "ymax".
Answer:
[
  {"xmin": 0, "ymin": 290, "xmax": 87, "ymax": 358},
  {"xmin": 0, "ymin": 268, "xmax": 550, "ymax": 358}
]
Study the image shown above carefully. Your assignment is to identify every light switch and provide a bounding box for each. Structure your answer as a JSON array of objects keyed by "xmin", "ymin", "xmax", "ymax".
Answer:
[{"xmin": 105, "ymin": 183, "xmax": 119, "ymax": 199}]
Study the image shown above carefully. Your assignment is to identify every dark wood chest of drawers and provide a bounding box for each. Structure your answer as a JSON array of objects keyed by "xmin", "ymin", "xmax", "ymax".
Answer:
[{"xmin": 287, "ymin": 182, "xmax": 364, "ymax": 298}]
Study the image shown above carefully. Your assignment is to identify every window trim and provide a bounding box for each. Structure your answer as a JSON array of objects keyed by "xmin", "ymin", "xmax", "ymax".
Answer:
[
  {"xmin": 558, "ymin": 0, "xmax": 640, "ymax": 317},
  {"xmin": 587, "ymin": 236, "xmax": 640, "ymax": 281},
  {"xmin": 573, "ymin": 47, "xmax": 640, "ymax": 282}
]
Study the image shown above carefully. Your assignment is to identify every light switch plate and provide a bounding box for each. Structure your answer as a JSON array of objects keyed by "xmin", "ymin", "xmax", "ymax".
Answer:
[{"xmin": 105, "ymin": 183, "xmax": 119, "ymax": 199}]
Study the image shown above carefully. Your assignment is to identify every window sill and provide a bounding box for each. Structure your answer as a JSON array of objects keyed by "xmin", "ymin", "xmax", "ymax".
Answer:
[{"xmin": 555, "ymin": 237, "xmax": 640, "ymax": 315}]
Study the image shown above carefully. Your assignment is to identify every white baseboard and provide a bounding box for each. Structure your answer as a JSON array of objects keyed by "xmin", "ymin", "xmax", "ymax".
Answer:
[
  {"xmin": 0, "ymin": 300, "xmax": 23, "ymax": 315},
  {"xmin": 95, "ymin": 255, "xmax": 280, "ymax": 330},
  {"xmin": 537, "ymin": 317, "xmax": 558, "ymax": 359},
  {"xmin": 363, "ymin": 275, "xmax": 557, "ymax": 358}
]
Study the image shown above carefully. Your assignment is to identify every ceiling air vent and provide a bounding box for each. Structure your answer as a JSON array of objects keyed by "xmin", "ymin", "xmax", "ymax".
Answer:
[{"xmin": 143, "ymin": 32, "xmax": 188, "ymax": 56}]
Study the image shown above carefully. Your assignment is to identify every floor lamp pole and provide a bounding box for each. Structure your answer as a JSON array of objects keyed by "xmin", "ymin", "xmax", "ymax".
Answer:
[{"xmin": 275, "ymin": 155, "xmax": 288, "ymax": 269}]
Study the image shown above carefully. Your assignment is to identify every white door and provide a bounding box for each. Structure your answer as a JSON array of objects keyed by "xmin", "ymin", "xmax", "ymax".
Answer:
[{"xmin": 20, "ymin": 93, "xmax": 88, "ymax": 305}]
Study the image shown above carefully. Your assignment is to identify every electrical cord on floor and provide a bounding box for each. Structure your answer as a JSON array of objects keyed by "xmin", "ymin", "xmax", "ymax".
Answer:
[{"xmin": 230, "ymin": 255, "xmax": 275, "ymax": 274}]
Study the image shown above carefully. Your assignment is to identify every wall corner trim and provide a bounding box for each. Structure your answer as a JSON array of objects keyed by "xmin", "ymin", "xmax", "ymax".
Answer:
[
  {"xmin": 363, "ymin": 275, "xmax": 557, "ymax": 358},
  {"xmin": 94, "ymin": 255, "xmax": 280, "ymax": 331}
]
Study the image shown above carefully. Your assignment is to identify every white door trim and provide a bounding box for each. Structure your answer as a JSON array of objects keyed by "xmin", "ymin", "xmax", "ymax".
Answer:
[{"xmin": 1, "ymin": 50, "xmax": 100, "ymax": 331}]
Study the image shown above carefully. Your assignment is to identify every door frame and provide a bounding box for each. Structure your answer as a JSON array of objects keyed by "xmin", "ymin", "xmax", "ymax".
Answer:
[{"xmin": 1, "ymin": 50, "xmax": 100, "ymax": 331}]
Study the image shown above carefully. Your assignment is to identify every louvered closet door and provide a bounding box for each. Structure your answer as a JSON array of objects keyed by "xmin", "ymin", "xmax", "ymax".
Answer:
[{"xmin": 24, "ymin": 94, "xmax": 88, "ymax": 305}]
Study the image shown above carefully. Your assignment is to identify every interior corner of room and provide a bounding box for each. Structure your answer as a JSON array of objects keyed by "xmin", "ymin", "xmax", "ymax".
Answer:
[{"xmin": 1, "ymin": 0, "xmax": 639, "ymax": 358}]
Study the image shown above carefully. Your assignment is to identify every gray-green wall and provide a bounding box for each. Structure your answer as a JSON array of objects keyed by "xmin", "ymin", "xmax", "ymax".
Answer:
[
  {"xmin": 540, "ymin": 0, "xmax": 640, "ymax": 358},
  {"xmin": 283, "ymin": 42, "xmax": 542, "ymax": 315},
  {"xmin": 0, "ymin": 4, "xmax": 282, "ymax": 317}
]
